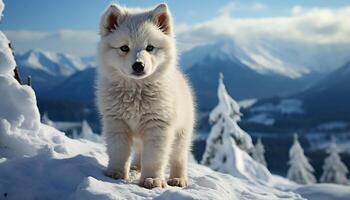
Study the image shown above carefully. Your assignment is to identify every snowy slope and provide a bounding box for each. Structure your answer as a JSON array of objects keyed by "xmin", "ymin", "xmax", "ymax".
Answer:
[
  {"xmin": 0, "ymin": 33, "xmax": 16, "ymax": 75},
  {"xmin": 181, "ymin": 39, "xmax": 302, "ymax": 78},
  {"xmin": 183, "ymin": 40, "xmax": 320, "ymax": 110}
]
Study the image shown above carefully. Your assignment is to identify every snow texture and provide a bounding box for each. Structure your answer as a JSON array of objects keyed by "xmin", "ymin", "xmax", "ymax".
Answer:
[
  {"xmin": 0, "ymin": 0, "xmax": 3, "ymax": 20},
  {"xmin": 294, "ymin": 184, "xmax": 350, "ymax": 200},
  {"xmin": 287, "ymin": 134, "xmax": 316, "ymax": 184},
  {"xmin": 252, "ymin": 138, "xmax": 267, "ymax": 167},
  {"xmin": 320, "ymin": 142, "xmax": 349, "ymax": 185},
  {"xmin": 0, "ymin": 32, "xmax": 16, "ymax": 75},
  {"xmin": 238, "ymin": 98, "xmax": 257, "ymax": 109}
]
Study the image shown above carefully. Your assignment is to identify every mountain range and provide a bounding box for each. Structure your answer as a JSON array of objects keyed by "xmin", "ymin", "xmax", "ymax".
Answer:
[{"xmin": 17, "ymin": 50, "xmax": 92, "ymax": 94}]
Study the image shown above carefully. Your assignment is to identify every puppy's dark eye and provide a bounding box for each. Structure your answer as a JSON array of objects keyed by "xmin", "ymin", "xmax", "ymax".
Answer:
[
  {"xmin": 120, "ymin": 45, "xmax": 130, "ymax": 52},
  {"xmin": 146, "ymin": 45, "xmax": 154, "ymax": 52}
]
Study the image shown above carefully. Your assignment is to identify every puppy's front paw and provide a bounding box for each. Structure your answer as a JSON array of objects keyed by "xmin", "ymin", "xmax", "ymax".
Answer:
[
  {"xmin": 139, "ymin": 178, "xmax": 167, "ymax": 189},
  {"xmin": 104, "ymin": 169, "xmax": 128, "ymax": 180},
  {"xmin": 167, "ymin": 178, "xmax": 188, "ymax": 187}
]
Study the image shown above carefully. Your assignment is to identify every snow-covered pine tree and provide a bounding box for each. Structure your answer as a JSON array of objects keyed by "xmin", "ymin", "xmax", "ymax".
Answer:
[
  {"xmin": 320, "ymin": 141, "xmax": 349, "ymax": 185},
  {"xmin": 200, "ymin": 74, "xmax": 271, "ymax": 182},
  {"xmin": 79, "ymin": 120, "xmax": 102, "ymax": 143},
  {"xmin": 287, "ymin": 134, "xmax": 316, "ymax": 184},
  {"xmin": 252, "ymin": 138, "xmax": 267, "ymax": 167},
  {"xmin": 81, "ymin": 120, "xmax": 94, "ymax": 138},
  {"xmin": 41, "ymin": 112, "xmax": 55, "ymax": 127}
]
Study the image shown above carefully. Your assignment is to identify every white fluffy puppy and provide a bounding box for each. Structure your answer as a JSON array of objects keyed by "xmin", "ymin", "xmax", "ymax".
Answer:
[{"xmin": 96, "ymin": 3, "xmax": 195, "ymax": 189}]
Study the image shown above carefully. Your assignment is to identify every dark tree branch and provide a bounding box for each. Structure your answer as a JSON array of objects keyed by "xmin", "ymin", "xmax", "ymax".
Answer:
[{"xmin": 27, "ymin": 76, "xmax": 32, "ymax": 87}]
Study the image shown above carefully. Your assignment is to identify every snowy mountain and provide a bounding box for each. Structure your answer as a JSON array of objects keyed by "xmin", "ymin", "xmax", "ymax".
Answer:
[
  {"xmin": 45, "ymin": 67, "xmax": 96, "ymax": 101},
  {"xmin": 243, "ymin": 60, "xmax": 350, "ymax": 131},
  {"xmin": 15, "ymin": 50, "xmax": 91, "ymax": 94},
  {"xmin": 17, "ymin": 50, "xmax": 86, "ymax": 76},
  {"xmin": 182, "ymin": 40, "xmax": 321, "ymax": 110},
  {"xmin": 181, "ymin": 39, "xmax": 306, "ymax": 78},
  {"xmin": 298, "ymin": 61, "xmax": 350, "ymax": 122},
  {"xmin": 239, "ymin": 61, "xmax": 350, "ymax": 179}
]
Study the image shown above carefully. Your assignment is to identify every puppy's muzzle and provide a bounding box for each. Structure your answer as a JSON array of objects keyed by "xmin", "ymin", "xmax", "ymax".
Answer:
[{"xmin": 132, "ymin": 62, "xmax": 145, "ymax": 76}]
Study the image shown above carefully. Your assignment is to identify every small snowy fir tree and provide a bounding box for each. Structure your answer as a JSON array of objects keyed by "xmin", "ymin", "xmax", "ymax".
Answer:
[
  {"xmin": 79, "ymin": 120, "xmax": 102, "ymax": 143},
  {"xmin": 200, "ymin": 74, "xmax": 271, "ymax": 182},
  {"xmin": 41, "ymin": 112, "xmax": 55, "ymax": 127},
  {"xmin": 320, "ymin": 141, "xmax": 349, "ymax": 185},
  {"xmin": 287, "ymin": 134, "xmax": 316, "ymax": 184},
  {"xmin": 252, "ymin": 138, "xmax": 267, "ymax": 167}
]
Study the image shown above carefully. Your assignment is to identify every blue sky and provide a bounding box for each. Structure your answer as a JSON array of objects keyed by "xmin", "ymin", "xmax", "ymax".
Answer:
[{"xmin": 2, "ymin": 0, "xmax": 350, "ymax": 31}]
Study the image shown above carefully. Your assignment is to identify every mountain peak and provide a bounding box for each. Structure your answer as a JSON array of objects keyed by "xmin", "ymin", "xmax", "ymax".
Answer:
[{"xmin": 17, "ymin": 49, "xmax": 88, "ymax": 77}]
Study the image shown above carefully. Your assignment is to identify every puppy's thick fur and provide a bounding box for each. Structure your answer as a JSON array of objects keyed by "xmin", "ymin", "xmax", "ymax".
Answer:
[{"xmin": 96, "ymin": 3, "xmax": 195, "ymax": 189}]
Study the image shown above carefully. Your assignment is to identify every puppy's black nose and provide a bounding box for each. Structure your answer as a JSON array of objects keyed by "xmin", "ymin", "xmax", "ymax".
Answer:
[{"xmin": 132, "ymin": 62, "xmax": 144, "ymax": 74}]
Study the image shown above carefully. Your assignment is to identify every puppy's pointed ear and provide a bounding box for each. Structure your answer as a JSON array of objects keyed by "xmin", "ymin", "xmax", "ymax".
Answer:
[
  {"xmin": 100, "ymin": 4, "xmax": 124, "ymax": 36},
  {"xmin": 152, "ymin": 3, "xmax": 173, "ymax": 35}
]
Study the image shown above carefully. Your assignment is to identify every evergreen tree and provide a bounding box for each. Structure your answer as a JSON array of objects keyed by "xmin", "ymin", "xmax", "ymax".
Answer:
[
  {"xmin": 41, "ymin": 112, "xmax": 55, "ymax": 127},
  {"xmin": 320, "ymin": 141, "xmax": 349, "ymax": 185},
  {"xmin": 287, "ymin": 134, "xmax": 316, "ymax": 184},
  {"xmin": 201, "ymin": 74, "xmax": 270, "ymax": 182},
  {"xmin": 79, "ymin": 120, "xmax": 102, "ymax": 143},
  {"xmin": 252, "ymin": 138, "xmax": 267, "ymax": 167}
]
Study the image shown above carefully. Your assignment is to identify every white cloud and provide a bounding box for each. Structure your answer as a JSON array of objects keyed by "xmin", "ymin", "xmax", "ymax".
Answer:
[
  {"xmin": 252, "ymin": 3, "xmax": 267, "ymax": 12},
  {"xmin": 177, "ymin": 6, "xmax": 350, "ymax": 77},
  {"xmin": 291, "ymin": 5, "xmax": 304, "ymax": 15},
  {"xmin": 4, "ymin": 30, "xmax": 99, "ymax": 56},
  {"xmin": 219, "ymin": 1, "xmax": 236, "ymax": 16},
  {"xmin": 219, "ymin": 1, "xmax": 267, "ymax": 16}
]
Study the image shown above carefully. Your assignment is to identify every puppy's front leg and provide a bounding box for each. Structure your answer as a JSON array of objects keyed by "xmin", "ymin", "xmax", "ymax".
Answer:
[
  {"xmin": 139, "ymin": 125, "xmax": 173, "ymax": 189},
  {"xmin": 104, "ymin": 119, "xmax": 132, "ymax": 180}
]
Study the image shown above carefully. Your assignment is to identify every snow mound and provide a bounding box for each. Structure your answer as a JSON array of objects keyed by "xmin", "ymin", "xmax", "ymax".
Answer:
[
  {"xmin": 0, "ymin": 32, "xmax": 16, "ymax": 75},
  {"xmin": 0, "ymin": 143, "xmax": 306, "ymax": 200},
  {"xmin": 0, "ymin": 0, "xmax": 3, "ymax": 20},
  {"xmin": 294, "ymin": 184, "xmax": 350, "ymax": 200}
]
